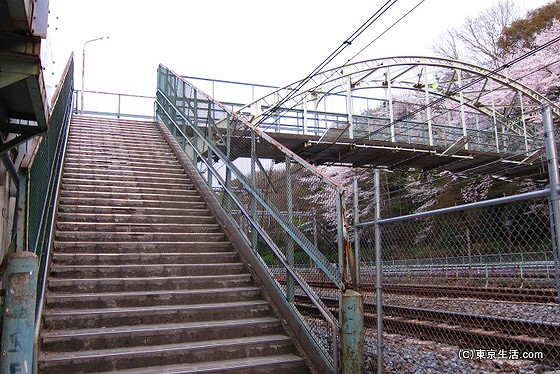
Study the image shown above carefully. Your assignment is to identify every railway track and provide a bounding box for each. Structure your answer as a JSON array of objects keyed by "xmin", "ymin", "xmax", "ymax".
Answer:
[
  {"xmin": 295, "ymin": 296, "xmax": 560, "ymax": 364},
  {"xmin": 381, "ymin": 284, "xmax": 556, "ymax": 303},
  {"xmin": 283, "ymin": 279, "xmax": 557, "ymax": 303}
]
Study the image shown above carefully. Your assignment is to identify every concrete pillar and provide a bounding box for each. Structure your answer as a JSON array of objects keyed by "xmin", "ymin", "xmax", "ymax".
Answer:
[{"xmin": 1, "ymin": 251, "xmax": 38, "ymax": 374}]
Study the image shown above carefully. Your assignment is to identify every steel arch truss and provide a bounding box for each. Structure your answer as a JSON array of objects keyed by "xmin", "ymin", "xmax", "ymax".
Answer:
[{"xmin": 239, "ymin": 57, "xmax": 560, "ymax": 177}]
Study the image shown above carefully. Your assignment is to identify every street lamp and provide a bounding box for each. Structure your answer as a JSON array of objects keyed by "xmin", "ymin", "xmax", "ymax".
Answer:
[{"xmin": 81, "ymin": 36, "xmax": 109, "ymax": 114}]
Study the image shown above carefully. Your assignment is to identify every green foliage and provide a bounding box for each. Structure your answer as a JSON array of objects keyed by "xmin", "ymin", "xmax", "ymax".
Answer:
[{"xmin": 498, "ymin": 0, "xmax": 560, "ymax": 54}]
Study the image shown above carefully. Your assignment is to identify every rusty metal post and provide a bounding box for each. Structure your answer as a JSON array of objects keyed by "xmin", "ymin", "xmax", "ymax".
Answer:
[
  {"xmin": 374, "ymin": 168, "xmax": 384, "ymax": 373},
  {"xmin": 543, "ymin": 104, "xmax": 560, "ymax": 303},
  {"xmin": 341, "ymin": 290, "xmax": 364, "ymax": 374},
  {"xmin": 1, "ymin": 251, "xmax": 38, "ymax": 374}
]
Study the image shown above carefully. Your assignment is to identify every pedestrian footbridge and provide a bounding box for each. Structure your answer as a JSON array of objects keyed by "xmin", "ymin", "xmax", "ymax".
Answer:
[{"xmin": 176, "ymin": 57, "xmax": 560, "ymax": 180}]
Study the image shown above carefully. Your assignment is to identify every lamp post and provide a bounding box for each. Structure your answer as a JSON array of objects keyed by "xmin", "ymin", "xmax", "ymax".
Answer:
[{"xmin": 81, "ymin": 36, "xmax": 109, "ymax": 114}]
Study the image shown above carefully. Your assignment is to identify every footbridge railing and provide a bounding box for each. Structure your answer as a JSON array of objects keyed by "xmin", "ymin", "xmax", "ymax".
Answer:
[{"xmin": 156, "ymin": 64, "xmax": 362, "ymax": 373}]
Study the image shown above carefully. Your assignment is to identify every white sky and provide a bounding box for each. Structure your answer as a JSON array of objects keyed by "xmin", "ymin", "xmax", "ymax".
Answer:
[{"xmin": 42, "ymin": 0, "xmax": 551, "ymax": 100}]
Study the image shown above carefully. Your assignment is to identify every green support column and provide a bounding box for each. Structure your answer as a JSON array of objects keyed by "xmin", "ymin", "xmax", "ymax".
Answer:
[
  {"xmin": 341, "ymin": 290, "xmax": 364, "ymax": 374},
  {"xmin": 1, "ymin": 251, "xmax": 38, "ymax": 374}
]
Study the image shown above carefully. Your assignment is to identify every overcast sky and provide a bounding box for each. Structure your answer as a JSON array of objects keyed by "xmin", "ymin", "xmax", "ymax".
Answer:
[{"xmin": 42, "ymin": 0, "xmax": 551, "ymax": 100}]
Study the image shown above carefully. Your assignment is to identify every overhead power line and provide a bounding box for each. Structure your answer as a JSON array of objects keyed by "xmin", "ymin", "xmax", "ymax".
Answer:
[{"xmin": 265, "ymin": 0, "xmax": 399, "ymax": 119}]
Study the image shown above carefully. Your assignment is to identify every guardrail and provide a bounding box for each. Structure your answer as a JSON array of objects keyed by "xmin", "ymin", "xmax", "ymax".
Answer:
[
  {"xmin": 74, "ymin": 89, "xmax": 156, "ymax": 120},
  {"xmin": 155, "ymin": 64, "xmax": 361, "ymax": 372}
]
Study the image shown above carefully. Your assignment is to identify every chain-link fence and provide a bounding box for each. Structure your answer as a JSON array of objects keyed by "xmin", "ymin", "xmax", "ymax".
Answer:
[
  {"xmin": 355, "ymin": 130, "xmax": 560, "ymax": 372},
  {"xmin": 156, "ymin": 64, "xmax": 355, "ymax": 372}
]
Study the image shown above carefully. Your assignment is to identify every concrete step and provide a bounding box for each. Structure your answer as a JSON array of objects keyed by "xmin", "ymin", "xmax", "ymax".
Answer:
[
  {"xmin": 55, "ymin": 212, "xmax": 216, "ymax": 225},
  {"xmin": 70, "ymin": 123, "xmax": 158, "ymax": 135},
  {"xmin": 38, "ymin": 335, "xmax": 294, "ymax": 374},
  {"xmin": 70, "ymin": 116, "xmax": 156, "ymax": 126},
  {"xmin": 53, "ymin": 241, "xmax": 232, "ymax": 254},
  {"xmin": 58, "ymin": 196, "xmax": 205, "ymax": 209},
  {"xmin": 63, "ymin": 165, "xmax": 186, "ymax": 178},
  {"xmin": 46, "ymin": 287, "xmax": 262, "ymax": 309},
  {"xmin": 51, "ymin": 252, "xmax": 240, "ymax": 266},
  {"xmin": 63, "ymin": 161, "xmax": 184, "ymax": 174},
  {"xmin": 62, "ymin": 172, "xmax": 189, "ymax": 184},
  {"xmin": 69, "ymin": 133, "xmax": 165, "ymax": 143},
  {"xmin": 95, "ymin": 355, "xmax": 307, "ymax": 374},
  {"xmin": 69, "ymin": 127, "xmax": 161, "ymax": 137},
  {"xmin": 41, "ymin": 317, "xmax": 283, "ymax": 353},
  {"xmin": 56, "ymin": 222, "xmax": 219, "ymax": 233},
  {"xmin": 62, "ymin": 174, "xmax": 190, "ymax": 187},
  {"xmin": 59, "ymin": 190, "xmax": 198, "ymax": 201},
  {"xmin": 54, "ymin": 231, "xmax": 226, "ymax": 242},
  {"xmin": 48, "ymin": 262, "xmax": 247, "ymax": 278},
  {"xmin": 42, "ymin": 300, "xmax": 272, "ymax": 330},
  {"xmin": 60, "ymin": 182, "xmax": 196, "ymax": 195},
  {"xmin": 47, "ymin": 274, "xmax": 254, "ymax": 293},
  {"xmin": 66, "ymin": 143, "xmax": 174, "ymax": 156},
  {"xmin": 64, "ymin": 150, "xmax": 176, "ymax": 163},
  {"xmin": 67, "ymin": 131, "xmax": 167, "ymax": 149},
  {"xmin": 64, "ymin": 156, "xmax": 182, "ymax": 169},
  {"xmin": 57, "ymin": 204, "xmax": 211, "ymax": 216},
  {"xmin": 65, "ymin": 146, "xmax": 174, "ymax": 158}
]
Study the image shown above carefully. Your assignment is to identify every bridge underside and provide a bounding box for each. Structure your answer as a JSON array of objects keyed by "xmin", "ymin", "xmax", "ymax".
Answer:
[{"xmin": 215, "ymin": 129, "xmax": 546, "ymax": 180}]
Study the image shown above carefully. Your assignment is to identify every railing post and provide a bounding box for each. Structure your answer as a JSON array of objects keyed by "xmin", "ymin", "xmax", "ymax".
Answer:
[
  {"xmin": 423, "ymin": 67, "xmax": 433, "ymax": 146},
  {"xmin": 457, "ymin": 69, "xmax": 468, "ymax": 150},
  {"xmin": 286, "ymin": 155, "xmax": 294, "ymax": 304},
  {"xmin": 346, "ymin": 75, "xmax": 354, "ymax": 139},
  {"xmin": 374, "ymin": 168, "xmax": 384, "ymax": 373},
  {"xmin": 250, "ymin": 131, "xmax": 258, "ymax": 251},
  {"xmin": 353, "ymin": 177, "xmax": 361, "ymax": 288},
  {"xmin": 117, "ymin": 94, "xmax": 121, "ymax": 119},
  {"xmin": 543, "ymin": 104, "xmax": 560, "ymax": 303},
  {"xmin": 385, "ymin": 68, "xmax": 396, "ymax": 143}
]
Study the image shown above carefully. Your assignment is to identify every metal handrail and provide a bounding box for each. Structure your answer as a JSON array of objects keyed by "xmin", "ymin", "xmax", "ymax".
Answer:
[
  {"xmin": 74, "ymin": 89, "xmax": 156, "ymax": 120},
  {"xmin": 157, "ymin": 103, "xmax": 339, "ymax": 369},
  {"xmin": 156, "ymin": 64, "xmax": 351, "ymax": 371},
  {"xmin": 357, "ymin": 188, "xmax": 551, "ymax": 228}
]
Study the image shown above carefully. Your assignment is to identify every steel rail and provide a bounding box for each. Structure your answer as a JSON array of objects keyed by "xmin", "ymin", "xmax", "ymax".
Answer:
[{"xmin": 281, "ymin": 279, "xmax": 556, "ymax": 303}]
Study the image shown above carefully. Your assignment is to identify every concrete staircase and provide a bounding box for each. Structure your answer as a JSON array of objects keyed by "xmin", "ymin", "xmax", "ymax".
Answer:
[{"xmin": 38, "ymin": 115, "xmax": 309, "ymax": 373}]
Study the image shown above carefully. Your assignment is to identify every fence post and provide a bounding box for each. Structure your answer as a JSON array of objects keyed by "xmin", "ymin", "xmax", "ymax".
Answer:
[
  {"xmin": 543, "ymin": 104, "xmax": 560, "ymax": 303},
  {"xmin": 374, "ymin": 168, "xmax": 384, "ymax": 373},
  {"xmin": 285, "ymin": 155, "xmax": 294, "ymax": 304},
  {"xmin": 353, "ymin": 177, "xmax": 361, "ymax": 287},
  {"xmin": 341, "ymin": 290, "xmax": 364, "ymax": 374}
]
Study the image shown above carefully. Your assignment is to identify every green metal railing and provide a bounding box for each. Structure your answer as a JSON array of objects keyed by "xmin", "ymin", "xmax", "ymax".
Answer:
[
  {"xmin": 156, "ymin": 64, "xmax": 357, "ymax": 372},
  {"xmin": 28, "ymin": 55, "xmax": 74, "ymax": 257},
  {"xmin": 0, "ymin": 54, "xmax": 74, "ymax": 373}
]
